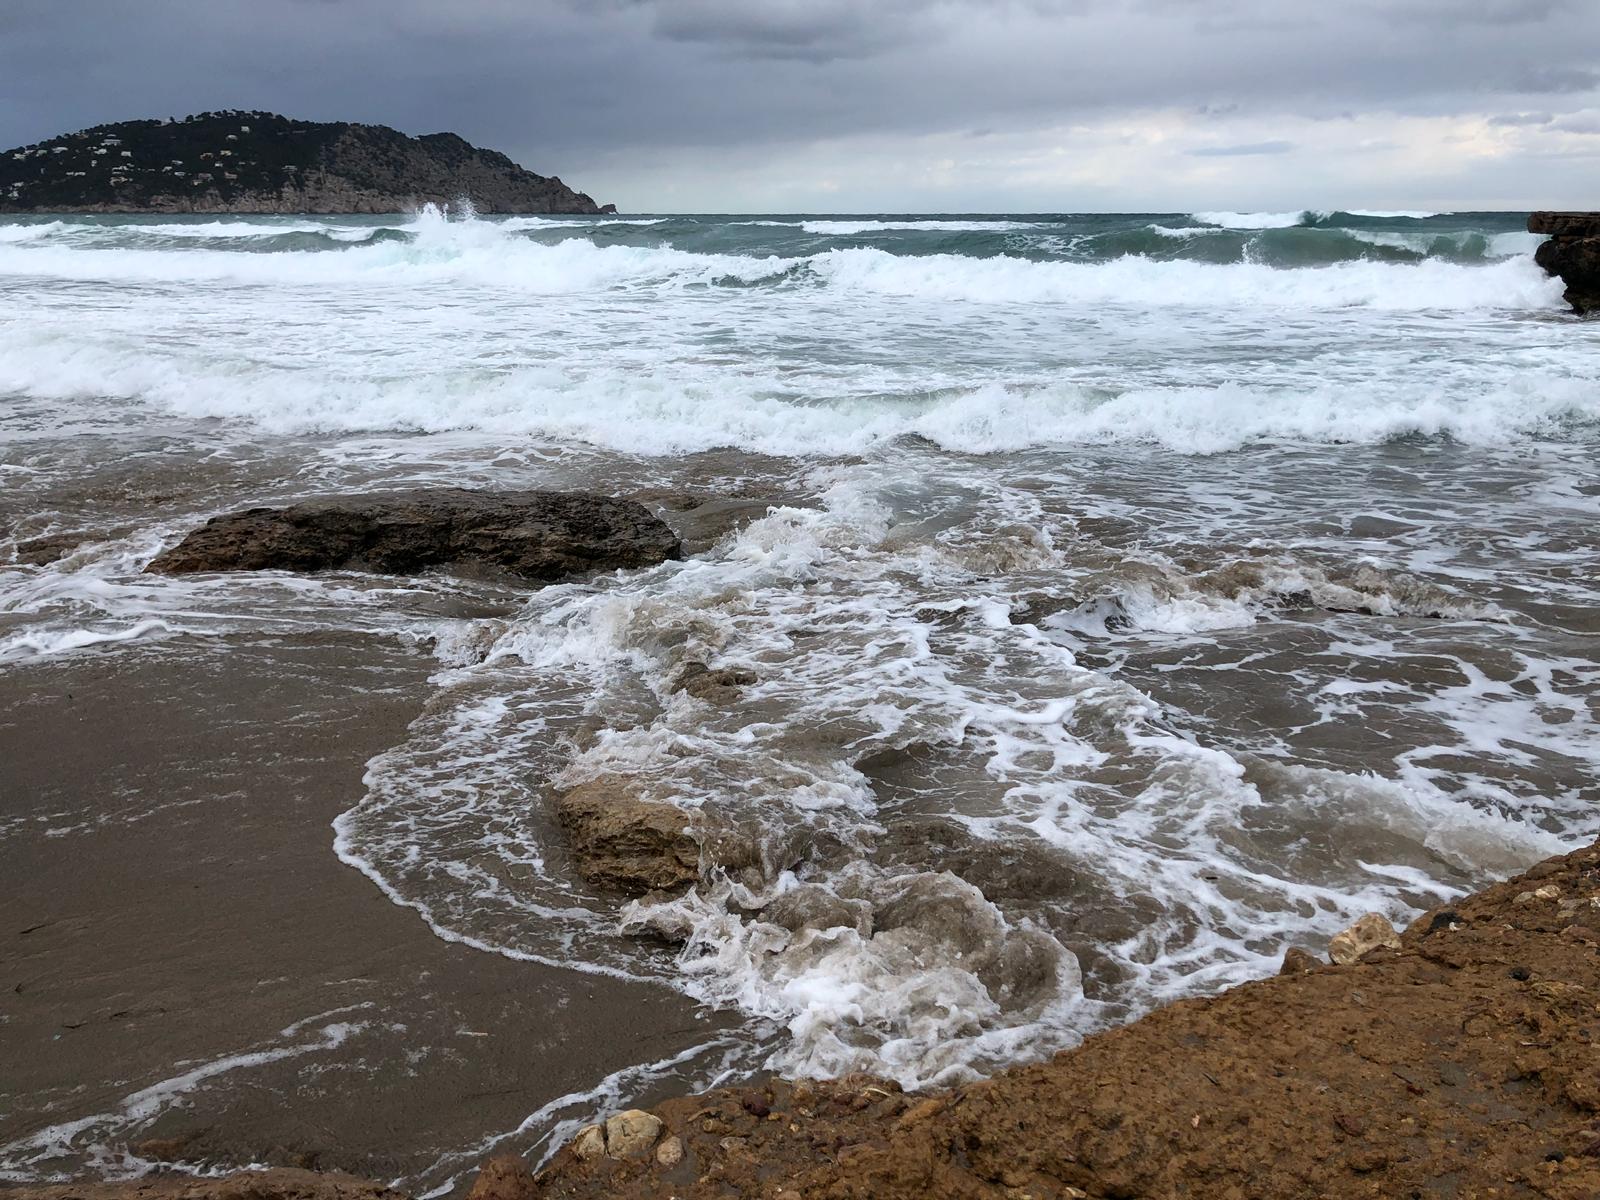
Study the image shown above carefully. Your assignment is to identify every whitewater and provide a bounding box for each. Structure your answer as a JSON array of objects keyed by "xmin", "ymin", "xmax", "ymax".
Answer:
[{"xmin": 2, "ymin": 206, "xmax": 1598, "ymax": 1190}]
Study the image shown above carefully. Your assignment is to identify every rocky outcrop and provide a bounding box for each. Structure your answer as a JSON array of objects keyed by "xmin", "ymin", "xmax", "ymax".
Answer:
[
  {"xmin": 1, "ymin": 111, "xmax": 611, "ymax": 214},
  {"xmin": 146, "ymin": 490, "xmax": 680, "ymax": 583},
  {"xmin": 1530, "ymin": 211, "xmax": 1600, "ymax": 314},
  {"xmin": 554, "ymin": 778, "xmax": 699, "ymax": 896}
]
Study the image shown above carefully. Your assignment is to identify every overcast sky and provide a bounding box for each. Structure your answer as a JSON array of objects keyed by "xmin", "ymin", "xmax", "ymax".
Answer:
[{"xmin": 2, "ymin": 0, "xmax": 1597, "ymax": 211}]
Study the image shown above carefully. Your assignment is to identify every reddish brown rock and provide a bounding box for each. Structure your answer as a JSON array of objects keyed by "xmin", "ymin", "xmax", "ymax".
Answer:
[
  {"xmin": 1277, "ymin": 946, "xmax": 1321, "ymax": 975},
  {"xmin": 465, "ymin": 1157, "xmax": 537, "ymax": 1200}
]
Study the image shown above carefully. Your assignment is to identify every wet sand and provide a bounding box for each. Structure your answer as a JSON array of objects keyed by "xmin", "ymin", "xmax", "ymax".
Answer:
[{"xmin": 0, "ymin": 633, "xmax": 731, "ymax": 1192}]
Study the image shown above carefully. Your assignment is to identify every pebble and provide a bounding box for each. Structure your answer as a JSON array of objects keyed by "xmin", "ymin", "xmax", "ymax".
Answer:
[
  {"xmin": 1328, "ymin": 914, "xmax": 1402, "ymax": 965},
  {"xmin": 604, "ymin": 1110, "xmax": 663, "ymax": 1159},
  {"xmin": 655, "ymin": 1135, "xmax": 683, "ymax": 1168},
  {"xmin": 740, "ymin": 1089, "xmax": 770, "ymax": 1118},
  {"xmin": 571, "ymin": 1125, "xmax": 605, "ymax": 1162},
  {"xmin": 1279, "ymin": 947, "xmax": 1321, "ymax": 975}
]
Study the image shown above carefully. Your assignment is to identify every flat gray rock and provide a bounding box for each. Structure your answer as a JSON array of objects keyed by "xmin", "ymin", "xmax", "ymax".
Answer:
[{"xmin": 147, "ymin": 488, "xmax": 680, "ymax": 582}]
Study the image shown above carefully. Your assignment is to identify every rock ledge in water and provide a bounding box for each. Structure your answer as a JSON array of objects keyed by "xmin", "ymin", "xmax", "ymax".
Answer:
[
  {"xmin": 1530, "ymin": 210, "xmax": 1600, "ymax": 314},
  {"xmin": 554, "ymin": 778, "xmax": 700, "ymax": 897},
  {"xmin": 146, "ymin": 489, "xmax": 680, "ymax": 582}
]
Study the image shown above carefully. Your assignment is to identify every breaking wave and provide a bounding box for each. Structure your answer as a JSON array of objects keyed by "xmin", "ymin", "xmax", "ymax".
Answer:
[{"xmin": 0, "ymin": 209, "xmax": 1562, "ymax": 310}]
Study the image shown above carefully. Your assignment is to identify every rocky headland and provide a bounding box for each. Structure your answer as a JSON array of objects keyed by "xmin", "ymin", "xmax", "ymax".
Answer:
[
  {"xmin": 0, "ymin": 111, "xmax": 611, "ymax": 214},
  {"xmin": 6, "ymin": 837, "xmax": 1598, "ymax": 1200},
  {"xmin": 1530, "ymin": 211, "xmax": 1600, "ymax": 314}
]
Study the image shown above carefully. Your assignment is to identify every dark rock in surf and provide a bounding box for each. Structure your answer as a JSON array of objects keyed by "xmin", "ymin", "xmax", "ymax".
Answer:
[
  {"xmin": 16, "ymin": 531, "xmax": 93, "ymax": 566},
  {"xmin": 1529, "ymin": 211, "xmax": 1600, "ymax": 314},
  {"xmin": 670, "ymin": 661, "xmax": 759, "ymax": 704},
  {"xmin": 146, "ymin": 489, "xmax": 680, "ymax": 582},
  {"xmin": 1528, "ymin": 212, "xmax": 1600, "ymax": 239}
]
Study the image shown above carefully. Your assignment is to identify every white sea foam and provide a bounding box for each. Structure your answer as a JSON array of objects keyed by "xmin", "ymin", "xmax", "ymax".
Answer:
[
  {"xmin": 1343, "ymin": 209, "xmax": 1443, "ymax": 219},
  {"xmin": 3, "ymin": 206, "xmax": 1596, "ymax": 1107},
  {"xmin": 130, "ymin": 220, "xmax": 335, "ymax": 238},
  {"xmin": 0, "ymin": 207, "xmax": 1561, "ymax": 314},
  {"xmin": 807, "ymin": 246, "xmax": 1561, "ymax": 308},
  {"xmin": 797, "ymin": 219, "xmax": 1042, "ymax": 235},
  {"xmin": 1192, "ymin": 210, "xmax": 1438, "ymax": 228},
  {"xmin": 1191, "ymin": 209, "xmax": 1311, "ymax": 229},
  {"xmin": 321, "ymin": 469, "xmax": 1589, "ymax": 1091},
  {"xmin": 0, "ymin": 221, "xmax": 69, "ymax": 244}
]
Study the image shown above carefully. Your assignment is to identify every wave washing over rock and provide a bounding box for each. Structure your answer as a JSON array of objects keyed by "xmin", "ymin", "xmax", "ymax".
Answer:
[{"xmin": 1, "ymin": 204, "xmax": 1598, "ymax": 1194}]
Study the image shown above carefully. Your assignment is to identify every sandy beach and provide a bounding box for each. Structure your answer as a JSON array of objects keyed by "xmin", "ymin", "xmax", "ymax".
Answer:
[{"xmin": 0, "ymin": 634, "xmax": 732, "ymax": 1192}]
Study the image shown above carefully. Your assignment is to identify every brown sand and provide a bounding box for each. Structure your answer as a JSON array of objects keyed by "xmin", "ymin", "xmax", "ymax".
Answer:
[{"xmin": 0, "ymin": 635, "xmax": 729, "ymax": 1191}]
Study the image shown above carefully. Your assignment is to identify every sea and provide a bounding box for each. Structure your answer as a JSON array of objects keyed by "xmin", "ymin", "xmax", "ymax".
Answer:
[{"xmin": 2, "ymin": 206, "xmax": 1598, "ymax": 1183}]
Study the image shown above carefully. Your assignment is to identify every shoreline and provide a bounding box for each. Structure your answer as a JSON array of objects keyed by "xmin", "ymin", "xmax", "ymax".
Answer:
[{"xmin": 6, "ymin": 833, "xmax": 1597, "ymax": 1198}]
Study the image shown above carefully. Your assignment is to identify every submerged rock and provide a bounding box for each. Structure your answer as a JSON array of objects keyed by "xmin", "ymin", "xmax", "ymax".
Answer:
[
  {"xmin": 554, "ymin": 778, "xmax": 699, "ymax": 897},
  {"xmin": 15, "ymin": 531, "xmax": 93, "ymax": 566},
  {"xmin": 1530, "ymin": 211, "xmax": 1600, "ymax": 314},
  {"xmin": 146, "ymin": 489, "xmax": 680, "ymax": 582},
  {"xmin": 669, "ymin": 661, "xmax": 759, "ymax": 704}
]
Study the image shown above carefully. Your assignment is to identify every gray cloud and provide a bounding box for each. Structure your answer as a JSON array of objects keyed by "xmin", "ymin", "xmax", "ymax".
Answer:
[
  {"xmin": 1186, "ymin": 140, "xmax": 1295, "ymax": 157},
  {"xmin": 647, "ymin": 0, "xmax": 930, "ymax": 61},
  {"xmin": 1510, "ymin": 66, "xmax": 1600, "ymax": 93},
  {"xmin": 2, "ymin": 0, "xmax": 1598, "ymax": 209},
  {"xmin": 1550, "ymin": 111, "xmax": 1600, "ymax": 133}
]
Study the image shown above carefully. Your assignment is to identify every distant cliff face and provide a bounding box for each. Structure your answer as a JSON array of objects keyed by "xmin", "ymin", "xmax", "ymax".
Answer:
[{"xmin": 0, "ymin": 111, "xmax": 613, "ymax": 215}]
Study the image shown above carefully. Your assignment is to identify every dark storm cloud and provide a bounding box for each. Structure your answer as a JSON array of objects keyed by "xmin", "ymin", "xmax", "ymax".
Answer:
[
  {"xmin": 643, "ymin": 0, "xmax": 929, "ymax": 61},
  {"xmin": 1510, "ymin": 66, "xmax": 1600, "ymax": 94},
  {"xmin": 1, "ymin": 0, "xmax": 1597, "ymax": 207}
]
